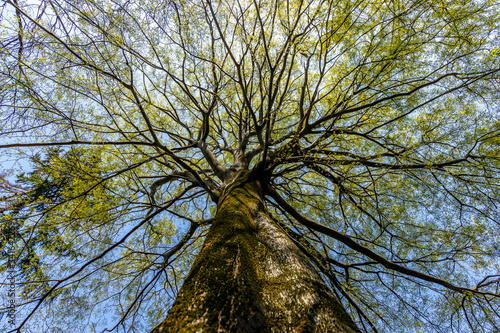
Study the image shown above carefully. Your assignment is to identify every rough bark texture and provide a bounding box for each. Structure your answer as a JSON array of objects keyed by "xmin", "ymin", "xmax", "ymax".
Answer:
[{"xmin": 152, "ymin": 171, "xmax": 360, "ymax": 332}]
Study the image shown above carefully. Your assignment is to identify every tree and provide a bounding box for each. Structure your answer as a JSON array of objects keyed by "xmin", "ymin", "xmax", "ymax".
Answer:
[{"xmin": 1, "ymin": 0, "xmax": 499, "ymax": 331}]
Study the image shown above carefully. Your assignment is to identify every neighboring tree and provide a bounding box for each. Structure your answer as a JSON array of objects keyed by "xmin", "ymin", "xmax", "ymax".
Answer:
[{"xmin": 1, "ymin": 0, "xmax": 499, "ymax": 331}]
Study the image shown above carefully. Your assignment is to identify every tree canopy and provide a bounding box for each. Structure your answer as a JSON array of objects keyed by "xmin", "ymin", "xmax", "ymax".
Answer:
[{"xmin": 1, "ymin": 0, "xmax": 500, "ymax": 331}]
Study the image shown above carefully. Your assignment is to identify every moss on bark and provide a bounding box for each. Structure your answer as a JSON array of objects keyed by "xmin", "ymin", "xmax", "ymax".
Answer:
[{"xmin": 152, "ymin": 172, "xmax": 360, "ymax": 332}]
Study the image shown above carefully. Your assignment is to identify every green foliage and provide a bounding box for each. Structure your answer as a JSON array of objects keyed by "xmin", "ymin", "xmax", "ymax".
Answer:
[{"xmin": 0, "ymin": 0, "xmax": 499, "ymax": 332}]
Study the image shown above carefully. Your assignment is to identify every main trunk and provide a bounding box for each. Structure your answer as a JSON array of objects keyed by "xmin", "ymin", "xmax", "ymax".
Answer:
[{"xmin": 152, "ymin": 172, "xmax": 360, "ymax": 332}]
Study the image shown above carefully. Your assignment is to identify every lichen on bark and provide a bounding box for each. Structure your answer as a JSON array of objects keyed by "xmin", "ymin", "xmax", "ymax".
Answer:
[{"xmin": 151, "ymin": 171, "xmax": 360, "ymax": 332}]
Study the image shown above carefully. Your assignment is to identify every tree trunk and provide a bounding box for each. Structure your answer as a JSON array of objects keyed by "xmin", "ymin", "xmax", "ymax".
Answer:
[{"xmin": 152, "ymin": 171, "xmax": 360, "ymax": 332}]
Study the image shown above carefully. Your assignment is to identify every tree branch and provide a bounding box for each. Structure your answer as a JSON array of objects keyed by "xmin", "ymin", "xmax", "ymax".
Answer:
[{"xmin": 266, "ymin": 185, "xmax": 497, "ymax": 297}]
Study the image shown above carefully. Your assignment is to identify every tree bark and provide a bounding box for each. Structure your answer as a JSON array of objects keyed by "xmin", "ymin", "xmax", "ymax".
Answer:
[{"xmin": 151, "ymin": 171, "xmax": 360, "ymax": 332}]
